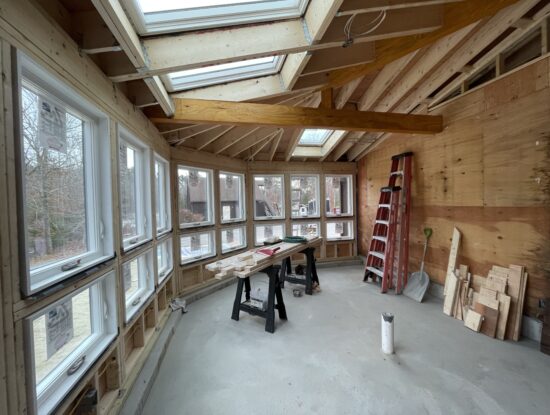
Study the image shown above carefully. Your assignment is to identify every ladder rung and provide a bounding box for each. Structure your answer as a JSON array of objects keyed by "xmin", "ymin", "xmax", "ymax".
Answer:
[
  {"xmin": 366, "ymin": 266, "xmax": 384, "ymax": 278},
  {"xmin": 390, "ymin": 170, "xmax": 404, "ymax": 176},
  {"xmin": 369, "ymin": 251, "xmax": 385, "ymax": 260},
  {"xmin": 375, "ymin": 220, "xmax": 389, "ymax": 226},
  {"xmin": 373, "ymin": 236, "xmax": 387, "ymax": 243},
  {"xmin": 379, "ymin": 204, "xmax": 390, "ymax": 208}
]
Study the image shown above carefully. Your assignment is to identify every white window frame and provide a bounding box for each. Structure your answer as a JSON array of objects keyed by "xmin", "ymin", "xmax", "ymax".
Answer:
[
  {"xmin": 156, "ymin": 237, "xmax": 173, "ymax": 285},
  {"xmin": 221, "ymin": 225, "xmax": 247, "ymax": 254},
  {"xmin": 254, "ymin": 222, "xmax": 286, "ymax": 246},
  {"xmin": 298, "ymin": 129, "xmax": 332, "ymax": 146},
  {"xmin": 326, "ymin": 220, "xmax": 355, "ymax": 241},
  {"xmin": 290, "ymin": 174, "xmax": 320, "ymax": 219},
  {"xmin": 178, "ymin": 165, "xmax": 215, "ymax": 229},
  {"xmin": 291, "ymin": 221, "xmax": 320, "ymax": 238},
  {"xmin": 118, "ymin": 127, "xmax": 153, "ymax": 251},
  {"xmin": 122, "ymin": 0, "xmax": 309, "ymax": 35},
  {"xmin": 325, "ymin": 174, "xmax": 354, "ymax": 217},
  {"xmin": 253, "ymin": 174, "xmax": 285, "ymax": 220},
  {"xmin": 123, "ymin": 249, "xmax": 155, "ymax": 323},
  {"xmin": 164, "ymin": 56, "xmax": 285, "ymax": 92},
  {"xmin": 180, "ymin": 230, "xmax": 216, "ymax": 265},
  {"xmin": 154, "ymin": 154, "xmax": 172, "ymax": 236},
  {"xmin": 24, "ymin": 271, "xmax": 117, "ymax": 415},
  {"xmin": 219, "ymin": 171, "xmax": 246, "ymax": 224},
  {"xmin": 17, "ymin": 53, "xmax": 114, "ymax": 296}
]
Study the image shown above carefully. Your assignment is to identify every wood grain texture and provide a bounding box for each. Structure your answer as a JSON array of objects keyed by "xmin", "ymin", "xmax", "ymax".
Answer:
[{"xmin": 357, "ymin": 57, "xmax": 550, "ymax": 319}]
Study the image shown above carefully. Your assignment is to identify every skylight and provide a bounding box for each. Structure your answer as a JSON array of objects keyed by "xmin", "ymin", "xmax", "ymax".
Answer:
[
  {"xmin": 123, "ymin": 0, "xmax": 309, "ymax": 35},
  {"xmin": 298, "ymin": 129, "xmax": 333, "ymax": 146},
  {"xmin": 165, "ymin": 56, "xmax": 284, "ymax": 92}
]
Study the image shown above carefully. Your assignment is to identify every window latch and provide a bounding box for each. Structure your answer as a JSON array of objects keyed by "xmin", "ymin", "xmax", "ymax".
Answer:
[
  {"xmin": 67, "ymin": 355, "xmax": 86, "ymax": 376},
  {"xmin": 131, "ymin": 297, "xmax": 142, "ymax": 307},
  {"xmin": 61, "ymin": 259, "xmax": 81, "ymax": 272},
  {"xmin": 128, "ymin": 238, "xmax": 139, "ymax": 245}
]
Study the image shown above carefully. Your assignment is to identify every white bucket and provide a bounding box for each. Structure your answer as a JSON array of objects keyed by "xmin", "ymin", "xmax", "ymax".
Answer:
[{"xmin": 381, "ymin": 312, "xmax": 394, "ymax": 354}]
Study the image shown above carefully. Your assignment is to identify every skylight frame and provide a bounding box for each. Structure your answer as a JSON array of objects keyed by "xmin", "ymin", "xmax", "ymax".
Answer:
[
  {"xmin": 298, "ymin": 129, "xmax": 333, "ymax": 147},
  {"xmin": 164, "ymin": 55, "xmax": 285, "ymax": 92},
  {"xmin": 123, "ymin": 0, "xmax": 310, "ymax": 35}
]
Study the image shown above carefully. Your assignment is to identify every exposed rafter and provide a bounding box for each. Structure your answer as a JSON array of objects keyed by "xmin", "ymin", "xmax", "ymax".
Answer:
[{"xmin": 148, "ymin": 98, "xmax": 444, "ymax": 134}]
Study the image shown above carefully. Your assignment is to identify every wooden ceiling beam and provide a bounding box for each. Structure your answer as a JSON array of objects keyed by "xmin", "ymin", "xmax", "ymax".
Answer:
[
  {"xmin": 300, "ymin": 43, "xmax": 376, "ymax": 76},
  {"xmin": 110, "ymin": 7, "xmax": 443, "ymax": 83},
  {"xmin": 269, "ymin": 130, "xmax": 284, "ymax": 161},
  {"xmin": 90, "ymin": 0, "xmax": 174, "ymax": 116},
  {"xmin": 148, "ymin": 98, "xmax": 443, "ymax": 134},
  {"xmin": 326, "ymin": 0, "xmax": 524, "ymax": 89}
]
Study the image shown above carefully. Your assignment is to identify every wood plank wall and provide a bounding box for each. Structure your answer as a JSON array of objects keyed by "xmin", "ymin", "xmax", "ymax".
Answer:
[{"xmin": 357, "ymin": 56, "xmax": 550, "ymax": 318}]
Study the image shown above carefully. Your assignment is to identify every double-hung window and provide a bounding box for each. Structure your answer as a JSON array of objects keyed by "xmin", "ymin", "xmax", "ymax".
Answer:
[
  {"xmin": 154, "ymin": 155, "xmax": 171, "ymax": 235},
  {"xmin": 325, "ymin": 175, "xmax": 353, "ymax": 217},
  {"xmin": 219, "ymin": 171, "xmax": 245, "ymax": 223},
  {"xmin": 156, "ymin": 238, "xmax": 173, "ymax": 285},
  {"xmin": 122, "ymin": 249, "xmax": 155, "ymax": 322},
  {"xmin": 253, "ymin": 175, "xmax": 285, "ymax": 220},
  {"xmin": 221, "ymin": 226, "xmax": 247, "ymax": 254},
  {"xmin": 18, "ymin": 54, "xmax": 114, "ymax": 295},
  {"xmin": 292, "ymin": 222, "xmax": 320, "ymax": 238},
  {"xmin": 118, "ymin": 128, "xmax": 152, "ymax": 251},
  {"xmin": 291, "ymin": 175, "xmax": 319, "ymax": 218},
  {"xmin": 25, "ymin": 271, "xmax": 117, "ymax": 415},
  {"xmin": 326, "ymin": 220, "xmax": 354, "ymax": 241},
  {"xmin": 178, "ymin": 166, "xmax": 214, "ymax": 228},
  {"xmin": 254, "ymin": 223, "xmax": 285, "ymax": 246}
]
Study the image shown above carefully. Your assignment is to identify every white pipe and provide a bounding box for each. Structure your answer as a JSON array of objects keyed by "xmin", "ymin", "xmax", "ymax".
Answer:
[{"xmin": 381, "ymin": 312, "xmax": 394, "ymax": 354}]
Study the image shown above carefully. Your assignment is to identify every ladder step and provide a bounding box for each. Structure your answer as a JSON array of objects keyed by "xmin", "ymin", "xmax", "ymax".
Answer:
[
  {"xmin": 379, "ymin": 204, "xmax": 390, "ymax": 208},
  {"xmin": 373, "ymin": 236, "xmax": 387, "ymax": 243},
  {"xmin": 366, "ymin": 266, "xmax": 384, "ymax": 278},
  {"xmin": 369, "ymin": 251, "xmax": 385, "ymax": 260},
  {"xmin": 390, "ymin": 170, "xmax": 404, "ymax": 176},
  {"xmin": 375, "ymin": 220, "xmax": 389, "ymax": 226}
]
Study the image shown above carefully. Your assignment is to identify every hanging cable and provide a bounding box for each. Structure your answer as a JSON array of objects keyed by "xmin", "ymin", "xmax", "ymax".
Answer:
[{"xmin": 343, "ymin": 10, "xmax": 387, "ymax": 48}]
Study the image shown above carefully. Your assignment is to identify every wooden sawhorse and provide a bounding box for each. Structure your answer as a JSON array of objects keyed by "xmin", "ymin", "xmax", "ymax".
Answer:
[
  {"xmin": 279, "ymin": 246, "xmax": 319, "ymax": 295},
  {"xmin": 231, "ymin": 264, "xmax": 287, "ymax": 333}
]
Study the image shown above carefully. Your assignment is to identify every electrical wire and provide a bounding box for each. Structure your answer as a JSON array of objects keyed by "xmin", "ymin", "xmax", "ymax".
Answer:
[{"xmin": 343, "ymin": 10, "xmax": 387, "ymax": 48}]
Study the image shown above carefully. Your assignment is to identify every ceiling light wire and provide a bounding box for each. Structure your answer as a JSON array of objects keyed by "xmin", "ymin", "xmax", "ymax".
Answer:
[{"xmin": 343, "ymin": 10, "xmax": 387, "ymax": 48}]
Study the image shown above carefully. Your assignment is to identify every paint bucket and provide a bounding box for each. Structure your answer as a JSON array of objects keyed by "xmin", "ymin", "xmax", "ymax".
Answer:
[{"xmin": 381, "ymin": 312, "xmax": 394, "ymax": 354}]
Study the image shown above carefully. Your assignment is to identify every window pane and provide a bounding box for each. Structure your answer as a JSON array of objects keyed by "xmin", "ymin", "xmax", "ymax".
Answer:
[
  {"xmin": 291, "ymin": 175, "xmax": 319, "ymax": 217},
  {"xmin": 254, "ymin": 223, "xmax": 285, "ymax": 245},
  {"xmin": 178, "ymin": 166, "xmax": 213, "ymax": 227},
  {"xmin": 298, "ymin": 129, "xmax": 332, "ymax": 146},
  {"xmin": 123, "ymin": 251, "xmax": 154, "ymax": 322},
  {"xmin": 325, "ymin": 175, "xmax": 353, "ymax": 216},
  {"xmin": 292, "ymin": 222, "xmax": 319, "ymax": 237},
  {"xmin": 326, "ymin": 221, "xmax": 354, "ymax": 240},
  {"xmin": 155, "ymin": 157, "xmax": 170, "ymax": 234},
  {"xmin": 221, "ymin": 226, "xmax": 246, "ymax": 253},
  {"xmin": 254, "ymin": 175, "xmax": 284, "ymax": 219},
  {"xmin": 32, "ymin": 288, "xmax": 92, "ymax": 386},
  {"xmin": 220, "ymin": 172, "xmax": 245, "ymax": 222},
  {"xmin": 119, "ymin": 143, "xmax": 139, "ymax": 240},
  {"xmin": 157, "ymin": 239, "xmax": 173, "ymax": 283},
  {"xmin": 22, "ymin": 87, "xmax": 88, "ymax": 269},
  {"xmin": 180, "ymin": 231, "xmax": 215, "ymax": 264}
]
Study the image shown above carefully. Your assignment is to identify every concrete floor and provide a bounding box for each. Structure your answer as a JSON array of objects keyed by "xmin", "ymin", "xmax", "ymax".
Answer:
[{"xmin": 142, "ymin": 265, "xmax": 550, "ymax": 415}]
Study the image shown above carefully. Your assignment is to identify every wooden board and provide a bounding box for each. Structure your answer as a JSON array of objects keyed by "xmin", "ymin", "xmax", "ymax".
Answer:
[
  {"xmin": 443, "ymin": 272, "xmax": 458, "ymax": 316},
  {"xmin": 506, "ymin": 265, "xmax": 523, "ymax": 340},
  {"xmin": 444, "ymin": 228, "xmax": 461, "ymax": 296},
  {"xmin": 513, "ymin": 266, "xmax": 528, "ymax": 341},
  {"xmin": 464, "ymin": 309, "xmax": 483, "ymax": 332},
  {"xmin": 477, "ymin": 294, "xmax": 500, "ymax": 311},
  {"xmin": 474, "ymin": 302, "xmax": 499, "ymax": 338},
  {"xmin": 496, "ymin": 293, "xmax": 511, "ymax": 341},
  {"xmin": 479, "ymin": 286, "xmax": 497, "ymax": 300}
]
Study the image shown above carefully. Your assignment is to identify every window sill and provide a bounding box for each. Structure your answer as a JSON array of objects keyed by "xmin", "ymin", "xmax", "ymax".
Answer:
[
  {"xmin": 122, "ymin": 237, "xmax": 152, "ymax": 253},
  {"xmin": 180, "ymin": 252, "xmax": 216, "ymax": 266}
]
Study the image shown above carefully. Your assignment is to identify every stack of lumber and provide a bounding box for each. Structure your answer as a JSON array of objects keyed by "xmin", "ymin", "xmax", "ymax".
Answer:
[{"xmin": 444, "ymin": 264, "xmax": 528, "ymax": 341}]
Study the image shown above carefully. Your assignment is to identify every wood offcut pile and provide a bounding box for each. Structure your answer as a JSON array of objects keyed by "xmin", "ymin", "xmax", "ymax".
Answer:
[{"xmin": 442, "ymin": 228, "xmax": 528, "ymax": 341}]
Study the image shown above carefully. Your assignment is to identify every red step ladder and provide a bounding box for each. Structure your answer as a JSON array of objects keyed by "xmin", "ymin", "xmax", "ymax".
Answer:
[{"xmin": 363, "ymin": 152, "xmax": 413, "ymax": 294}]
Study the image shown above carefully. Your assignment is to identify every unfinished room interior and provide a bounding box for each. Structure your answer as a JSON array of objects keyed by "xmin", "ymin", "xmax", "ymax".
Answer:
[{"xmin": 1, "ymin": 0, "xmax": 550, "ymax": 414}]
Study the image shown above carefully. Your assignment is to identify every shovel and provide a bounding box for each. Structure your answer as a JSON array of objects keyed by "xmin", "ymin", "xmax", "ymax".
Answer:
[{"xmin": 403, "ymin": 227, "xmax": 432, "ymax": 302}]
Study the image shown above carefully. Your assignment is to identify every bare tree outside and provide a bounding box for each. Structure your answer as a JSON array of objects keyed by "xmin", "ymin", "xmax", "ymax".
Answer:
[{"xmin": 22, "ymin": 87, "xmax": 87, "ymax": 269}]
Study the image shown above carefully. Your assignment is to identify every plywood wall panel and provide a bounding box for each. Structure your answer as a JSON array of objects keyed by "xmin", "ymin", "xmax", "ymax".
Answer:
[{"xmin": 357, "ymin": 57, "xmax": 550, "ymax": 318}]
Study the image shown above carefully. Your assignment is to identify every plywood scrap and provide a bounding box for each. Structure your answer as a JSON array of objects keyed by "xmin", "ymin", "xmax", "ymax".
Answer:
[
  {"xmin": 505, "ymin": 265, "xmax": 523, "ymax": 341},
  {"xmin": 513, "ymin": 266, "xmax": 528, "ymax": 341},
  {"xmin": 471, "ymin": 274, "xmax": 486, "ymax": 292},
  {"xmin": 496, "ymin": 293, "xmax": 511, "ymax": 341},
  {"xmin": 443, "ymin": 271, "xmax": 459, "ymax": 316},
  {"xmin": 444, "ymin": 228, "xmax": 461, "ymax": 296},
  {"xmin": 477, "ymin": 294, "xmax": 500, "ymax": 311},
  {"xmin": 479, "ymin": 286, "xmax": 498, "ymax": 300},
  {"xmin": 474, "ymin": 302, "xmax": 499, "ymax": 338},
  {"xmin": 464, "ymin": 310, "xmax": 483, "ymax": 332}
]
